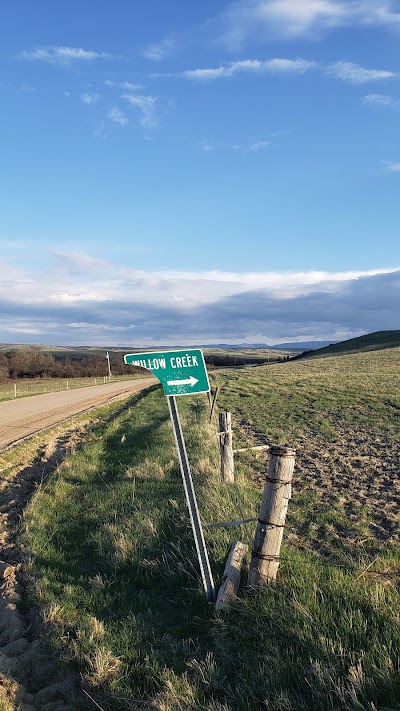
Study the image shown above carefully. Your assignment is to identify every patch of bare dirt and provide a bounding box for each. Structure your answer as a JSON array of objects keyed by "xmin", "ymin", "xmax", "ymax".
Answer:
[
  {"xmin": 239, "ymin": 418, "xmax": 400, "ymax": 563},
  {"xmin": 0, "ymin": 377, "xmax": 154, "ymax": 450},
  {"xmin": 294, "ymin": 425, "xmax": 400, "ymax": 543},
  {"xmin": 0, "ymin": 429, "xmax": 91, "ymax": 710}
]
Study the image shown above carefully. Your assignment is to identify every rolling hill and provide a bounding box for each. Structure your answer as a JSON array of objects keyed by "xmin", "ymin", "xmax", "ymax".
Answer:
[{"xmin": 300, "ymin": 330, "xmax": 400, "ymax": 358}]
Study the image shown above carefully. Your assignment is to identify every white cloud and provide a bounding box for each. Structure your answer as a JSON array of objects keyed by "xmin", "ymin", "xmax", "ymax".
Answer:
[
  {"xmin": 53, "ymin": 251, "xmax": 109, "ymax": 272},
  {"xmin": 81, "ymin": 93, "xmax": 99, "ymax": 105},
  {"xmin": 181, "ymin": 57, "xmax": 395, "ymax": 86},
  {"xmin": 363, "ymin": 93, "xmax": 399, "ymax": 108},
  {"xmin": 122, "ymin": 93, "xmax": 160, "ymax": 129},
  {"xmin": 327, "ymin": 61, "xmax": 395, "ymax": 84},
  {"xmin": 143, "ymin": 36, "xmax": 176, "ymax": 61},
  {"xmin": 382, "ymin": 161, "xmax": 400, "ymax": 172},
  {"xmin": 365, "ymin": 4, "xmax": 400, "ymax": 27},
  {"xmin": 49, "ymin": 293, "xmax": 108, "ymax": 303},
  {"xmin": 18, "ymin": 46, "xmax": 112, "ymax": 66},
  {"xmin": 183, "ymin": 57, "xmax": 316, "ymax": 80},
  {"xmin": 93, "ymin": 121, "xmax": 107, "ymax": 140},
  {"xmin": 2, "ymin": 252, "xmax": 397, "ymax": 308},
  {"xmin": 1, "ymin": 253, "xmax": 399, "ymax": 345},
  {"xmin": 218, "ymin": 0, "xmax": 347, "ymax": 48},
  {"xmin": 201, "ymin": 139, "xmax": 214, "ymax": 151},
  {"xmin": 120, "ymin": 81, "xmax": 143, "ymax": 90},
  {"xmin": 234, "ymin": 140, "xmax": 270, "ymax": 153},
  {"xmin": 6, "ymin": 326, "xmax": 44, "ymax": 335},
  {"xmin": 108, "ymin": 107, "xmax": 129, "ymax": 126},
  {"xmin": 218, "ymin": 0, "xmax": 400, "ymax": 48}
]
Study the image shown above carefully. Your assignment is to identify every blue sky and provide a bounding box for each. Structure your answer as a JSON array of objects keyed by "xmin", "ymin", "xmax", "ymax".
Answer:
[{"xmin": 1, "ymin": 0, "xmax": 399, "ymax": 346}]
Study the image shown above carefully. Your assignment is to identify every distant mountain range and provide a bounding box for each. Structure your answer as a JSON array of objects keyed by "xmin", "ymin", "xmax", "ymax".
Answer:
[
  {"xmin": 2, "ymin": 332, "xmax": 399, "ymax": 356},
  {"xmin": 264, "ymin": 341, "xmax": 339, "ymax": 350}
]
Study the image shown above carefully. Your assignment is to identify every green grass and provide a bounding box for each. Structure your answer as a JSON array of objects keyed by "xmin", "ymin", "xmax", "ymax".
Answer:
[
  {"xmin": 301, "ymin": 329, "xmax": 400, "ymax": 358},
  {"xmin": 16, "ymin": 343, "xmax": 400, "ymax": 710},
  {"xmin": 212, "ymin": 346, "xmax": 400, "ymax": 441},
  {"xmin": 0, "ymin": 375, "xmax": 145, "ymax": 402}
]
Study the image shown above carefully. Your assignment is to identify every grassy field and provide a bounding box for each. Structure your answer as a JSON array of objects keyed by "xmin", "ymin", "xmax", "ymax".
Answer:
[
  {"xmin": 10, "ymin": 347, "xmax": 400, "ymax": 709},
  {"xmin": 0, "ymin": 375, "xmax": 144, "ymax": 402},
  {"xmin": 300, "ymin": 329, "xmax": 400, "ymax": 358}
]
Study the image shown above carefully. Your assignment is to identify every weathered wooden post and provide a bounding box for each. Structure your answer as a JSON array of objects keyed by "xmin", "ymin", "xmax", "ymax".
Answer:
[
  {"xmin": 14, "ymin": 383, "xmax": 17, "ymax": 399},
  {"xmin": 219, "ymin": 412, "xmax": 234, "ymax": 483},
  {"xmin": 216, "ymin": 541, "xmax": 248, "ymax": 610},
  {"xmin": 248, "ymin": 445, "xmax": 296, "ymax": 588},
  {"xmin": 209, "ymin": 386, "xmax": 220, "ymax": 423}
]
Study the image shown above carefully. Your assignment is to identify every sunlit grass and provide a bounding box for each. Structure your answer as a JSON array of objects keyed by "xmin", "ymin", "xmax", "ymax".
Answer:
[{"xmin": 19, "ymin": 345, "xmax": 400, "ymax": 709}]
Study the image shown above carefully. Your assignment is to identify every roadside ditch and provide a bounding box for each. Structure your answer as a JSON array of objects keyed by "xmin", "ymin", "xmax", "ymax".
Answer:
[{"xmin": 0, "ymin": 390, "xmax": 154, "ymax": 711}]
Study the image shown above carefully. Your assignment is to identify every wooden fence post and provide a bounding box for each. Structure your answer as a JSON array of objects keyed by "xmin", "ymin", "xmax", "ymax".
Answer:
[
  {"xmin": 209, "ymin": 386, "xmax": 220, "ymax": 423},
  {"xmin": 219, "ymin": 412, "xmax": 234, "ymax": 483},
  {"xmin": 248, "ymin": 445, "xmax": 296, "ymax": 588},
  {"xmin": 216, "ymin": 541, "xmax": 248, "ymax": 610}
]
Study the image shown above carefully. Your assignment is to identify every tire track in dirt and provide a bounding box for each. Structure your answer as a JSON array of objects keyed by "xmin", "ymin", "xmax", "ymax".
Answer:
[{"xmin": 0, "ymin": 377, "xmax": 155, "ymax": 451}]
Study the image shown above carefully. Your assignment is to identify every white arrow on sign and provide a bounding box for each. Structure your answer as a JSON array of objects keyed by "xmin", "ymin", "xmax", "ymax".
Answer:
[{"xmin": 167, "ymin": 376, "xmax": 199, "ymax": 387}]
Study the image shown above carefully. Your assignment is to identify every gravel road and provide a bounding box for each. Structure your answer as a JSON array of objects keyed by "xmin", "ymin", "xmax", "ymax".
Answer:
[{"xmin": 0, "ymin": 377, "xmax": 156, "ymax": 449}]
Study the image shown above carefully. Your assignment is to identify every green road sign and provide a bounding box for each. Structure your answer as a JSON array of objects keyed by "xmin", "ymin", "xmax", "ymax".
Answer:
[{"xmin": 124, "ymin": 349, "xmax": 210, "ymax": 397}]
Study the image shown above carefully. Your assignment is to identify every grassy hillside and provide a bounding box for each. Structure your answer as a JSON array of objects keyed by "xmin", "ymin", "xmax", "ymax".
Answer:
[
  {"xmin": 301, "ymin": 330, "xmax": 400, "ymax": 358},
  {"xmin": 9, "ymin": 348, "xmax": 400, "ymax": 710}
]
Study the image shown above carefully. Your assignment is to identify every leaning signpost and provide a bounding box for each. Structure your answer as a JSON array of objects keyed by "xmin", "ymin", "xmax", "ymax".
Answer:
[{"xmin": 124, "ymin": 349, "xmax": 216, "ymax": 603}]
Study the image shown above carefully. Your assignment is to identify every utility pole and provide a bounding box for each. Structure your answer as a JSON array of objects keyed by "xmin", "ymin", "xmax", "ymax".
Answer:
[{"xmin": 106, "ymin": 351, "xmax": 112, "ymax": 381}]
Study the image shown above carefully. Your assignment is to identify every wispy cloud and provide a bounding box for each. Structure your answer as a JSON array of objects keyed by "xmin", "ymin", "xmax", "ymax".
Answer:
[
  {"xmin": 327, "ymin": 61, "xmax": 395, "ymax": 84},
  {"xmin": 122, "ymin": 93, "xmax": 160, "ymax": 129},
  {"xmin": 217, "ymin": 0, "xmax": 400, "ymax": 49},
  {"xmin": 108, "ymin": 107, "xmax": 129, "ymax": 126},
  {"xmin": 201, "ymin": 139, "xmax": 214, "ymax": 151},
  {"xmin": 81, "ymin": 93, "xmax": 99, "ymax": 105},
  {"xmin": 105, "ymin": 80, "xmax": 144, "ymax": 90},
  {"xmin": 120, "ymin": 81, "xmax": 143, "ymax": 90},
  {"xmin": 234, "ymin": 140, "xmax": 270, "ymax": 153},
  {"xmin": 219, "ymin": 0, "xmax": 348, "ymax": 47},
  {"xmin": 364, "ymin": 3, "xmax": 400, "ymax": 27},
  {"xmin": 181, "ymin": 57, "xmax": 394, "ymax": 85},
  {"xmin": 143, "ymin": 36, "xmax": 176, "ymax": 61},
  {"xmin": 18, "ymin": 46, "xmax": 112, "ymax": 66},
  {"xmin": 183, "ymin": 57, "xmax": 316, "ymax": 80},
  {"xmin": 363, "ymin": 93, "xmax": 400, "ymax": 109},
  {"xmin": 381, "ymin": 161, "xmax": 400, "ymax": 172}
]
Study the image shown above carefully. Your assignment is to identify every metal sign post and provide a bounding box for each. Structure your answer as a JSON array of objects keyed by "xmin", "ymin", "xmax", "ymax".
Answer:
[
  {"xmin": 167, "ymin": 395, "xmax": 216, "ymax": 603},
  {"xmin": 124, "ymin": 349, "xmax": 216, "ymax": 603}
]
